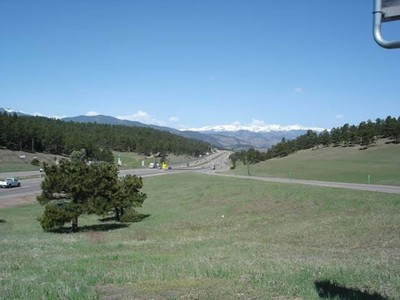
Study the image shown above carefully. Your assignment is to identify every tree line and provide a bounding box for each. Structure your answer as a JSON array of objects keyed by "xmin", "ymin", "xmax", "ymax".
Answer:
[
  {"xmin": 0, "ymin": 113, "xmax": 210, "ymax": 159},
  {"xmin": 230, "ymin": 115, "xmax": 400, "ymax": 166}
]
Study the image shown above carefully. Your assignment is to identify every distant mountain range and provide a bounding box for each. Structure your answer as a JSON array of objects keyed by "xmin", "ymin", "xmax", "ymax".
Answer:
[
  {"xmin": 61, "ymin": 115, "xmax": 321, "ymax": 150},
  {"xmin": 1, "ymin": 108, "xmax": 322, "ymax": 150},
  {"xmin": 186, "ymin": 123, "xmax": 324, "ymax": 133}
]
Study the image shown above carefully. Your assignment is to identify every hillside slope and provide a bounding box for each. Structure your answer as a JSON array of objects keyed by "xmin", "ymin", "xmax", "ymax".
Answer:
[
  {"xmin": 230, "ymin": 139, "xmax": 400, "ymax": 186},
  {"xmin": 0, "ymin": 149, "xmax": 63, "ymax": 172}
]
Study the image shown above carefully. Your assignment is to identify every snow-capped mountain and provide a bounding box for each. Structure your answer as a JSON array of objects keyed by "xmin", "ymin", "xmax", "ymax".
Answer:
[
  {"xmin": 0, "ymin": 107, "xmax": 29, "ymax": 116},
  {"xmin": 181, "ymin": 122, "xmax": 325, "ymax": 150},
  {"xmin": 183, "ymin": 129, "xmax": 312, "ymax": 151},
  {"xmin": 186, "ymin": 123, "xmax": 325, "ymax": 133},
  {"xmin": 2, "ymin": 108, "xmax": 16, "ymax": 113}
]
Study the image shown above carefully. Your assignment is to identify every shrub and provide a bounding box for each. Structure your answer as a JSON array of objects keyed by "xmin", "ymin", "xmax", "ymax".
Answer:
[
  {"xmin": 38, "ymin": 201, "xmax": 73, "ymax": 231},
  {"xmin": 31, "ymin": 158, "xmax": 40, "ymax": 166}
]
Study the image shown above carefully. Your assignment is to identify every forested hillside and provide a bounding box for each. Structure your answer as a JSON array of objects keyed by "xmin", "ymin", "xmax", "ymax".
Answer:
[
  {"xmin": 231, "ymin": 116, "xmax": 400, "ymax": 165},
  {"xmin": 0, "ymin": 113, "xmax": 210, "ymax": 157}
]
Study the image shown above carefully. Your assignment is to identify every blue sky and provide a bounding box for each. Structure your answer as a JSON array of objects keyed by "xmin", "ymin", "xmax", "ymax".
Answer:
[{"xmin": 1, "ymin": 1, "xmax": 399, "ymax": 130}]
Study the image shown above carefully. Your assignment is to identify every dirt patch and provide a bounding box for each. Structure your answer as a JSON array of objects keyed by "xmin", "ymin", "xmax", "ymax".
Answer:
[{"xmin": 0, "ymin": 193, "xmax": 39, "ymax": 208}]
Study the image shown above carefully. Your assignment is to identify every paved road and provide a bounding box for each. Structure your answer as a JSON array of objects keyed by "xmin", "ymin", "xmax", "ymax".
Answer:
[
  {"xmin": 0, "ymin": 169, "xmax": 174, "ymax": 203},
  {"xmin": 0, "ymin": 150, "xmax": 232, "ymax": 205},
  {"xmin": 213, "ymin": 173, "xmax": 400, "ymax": 194},
  {"xmin": 1, "ymin": 149, "xmax": 400, "ymax": 207},
  {"xmin": 0, "ymin": 177, "xmax": 43, "ymax": 200}
]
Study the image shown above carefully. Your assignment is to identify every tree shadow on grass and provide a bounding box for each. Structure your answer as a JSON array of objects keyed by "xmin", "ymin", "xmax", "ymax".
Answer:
[
  {"xmin": 0, "ymin": 219, "xmax": 5, "ymax": 223},
  {"xmin": 98, "ymin": 216, "xmax": 117, "ymax": 222},
  {"xmin": 385, "ymin": 140, "xmax": 399, "ymax": 145},
  {"xmin": 98, "ymin": 213, "xmax": 151, "ymax": 223},
  {"xmin": 80, "ymin": 223, "xmax": 130, "ymax": 232},
  {"xmin": 124, "ymin": 213, "xmax": 150, "ymax": 223},
  {"xmin": 315, "ymin": 280, "xmax": 389, "ymax": 300},
  {"xmin": 48, "ymin": 223, "xmax": 129, "ymax": 234},
  {"xmin": 48, "ymin": 213, "xmax": 150, "ymax": 234}
]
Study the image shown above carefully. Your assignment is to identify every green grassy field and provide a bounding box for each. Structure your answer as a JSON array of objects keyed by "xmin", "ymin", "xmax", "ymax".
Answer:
[
  {"xmin": 231, "ymin": 140, "xmax": 400, "ymax": 186},
  {"xmin": 0, "ymin": 162, "xmax": 42, "ymax": 173},
  {"xmin": 1, "ymin": 173, "xmax": 399, "ymax": 299}
]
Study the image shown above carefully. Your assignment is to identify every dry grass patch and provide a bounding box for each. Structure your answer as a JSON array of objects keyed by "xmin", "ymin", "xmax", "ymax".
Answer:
[
  {"xmin": 96, "ymin": 278, "xmax": 249, "ymax": 300},
  {"xmin": 86, "ymin": 231, "xmax": 106, "ymax": 244},
  {"xmin": 135, "ymin": 229, "xmax": 149, "ymax": 241}
]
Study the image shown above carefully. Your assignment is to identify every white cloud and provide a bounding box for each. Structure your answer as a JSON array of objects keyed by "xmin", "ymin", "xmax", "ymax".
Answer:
[
  {"xmin": 335, "ymin": 114, "xmax": 344, "ymax": 119},
  {"xmin": 169, "ymin": 116, "xmax": 179, "ymax": 122},
  {"xmin": 118, "ymin": 110, "xmax": 151, "ymax": 122},
  {"xmin": 86, "ymin": 111, "xmax": 100, "ymax": 116},
  {"xmin": 294, "ymin": 87, "xmax": 304, "ymax": 93},
  {"xmin": 117, "ymin": 110, "xmax": 166, "ymax": 126},
  {"xmin": 250, "ymin": 119, "xmax": 266, "ymax": 126}
]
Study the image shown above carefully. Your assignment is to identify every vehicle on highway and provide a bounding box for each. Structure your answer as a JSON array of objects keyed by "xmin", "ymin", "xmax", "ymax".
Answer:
[
  {"xmin": 149, "ymin": 162, "xmax": 159, "ymax": 169},
  {"xmin": 0, "ymin": 178, "xmax": 21, "ymax": 188}
]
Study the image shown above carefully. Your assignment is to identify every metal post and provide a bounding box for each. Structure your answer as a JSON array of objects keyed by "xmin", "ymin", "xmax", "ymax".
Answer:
[{"xmin": 373, "ymin": 0, "xmax": 400, "ymax": 48}]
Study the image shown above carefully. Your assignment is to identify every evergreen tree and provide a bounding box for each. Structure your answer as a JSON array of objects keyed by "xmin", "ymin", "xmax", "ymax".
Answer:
[
  {"xmin": 318, "ymin": 130, "xmax": 331, "ymax": 147},
  {"xmin": 330, "ymin": 127, "xmax": 343, "ymax": 147},
  {"xmin": 341, "ymin": 124, "xmax": 350, "ymax": 146},
  {"xmin": 37, "ymin": 160, "xmax": 146, "ymax": 232},
  {"xmin": 112, "ymin": 175, "xmax": 147, "ymax": 221},
  {"xmin": 383, "ymin": 116, "xmax": 397, "ymax": 138},
  {"xmin": 0, "ymin": 113, "xmax": 210, "ymax": 157},
  {"xmin": 37, "ymin": 160, "xmax": 89, "ymax": 232},
  {"xmin": 348, "ymin": 125, "xmax": 359, "ymax": 146},
  {"xmin": 358, "ymin": 120, "xmax": 376, "ymax": 149}
]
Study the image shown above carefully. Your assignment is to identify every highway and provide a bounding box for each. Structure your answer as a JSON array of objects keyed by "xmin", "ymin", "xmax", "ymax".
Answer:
[
  {"xmin": 0, "ymin": 150, "xmax": 232, "ymax": 207},
  {"xmin": 213, "ymin": 173, "xmax": 400, "ymax": 195},
  {"xmin": 1, "ymin": 149, "xmax": 400, "ymax": 208}
]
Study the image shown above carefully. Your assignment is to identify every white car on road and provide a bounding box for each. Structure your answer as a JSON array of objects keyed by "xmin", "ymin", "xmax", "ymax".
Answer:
[{"xmin": 0, "ymin": 178, "xmax": 21, "ymax": 188}]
